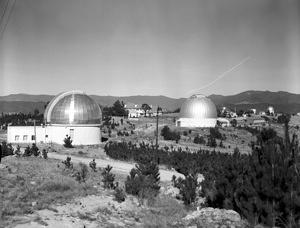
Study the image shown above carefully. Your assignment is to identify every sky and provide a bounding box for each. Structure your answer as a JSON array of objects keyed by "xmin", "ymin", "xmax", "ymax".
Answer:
[{"xmin": 0, "ymin": 0, "xmax": 299, "ymax": 98}]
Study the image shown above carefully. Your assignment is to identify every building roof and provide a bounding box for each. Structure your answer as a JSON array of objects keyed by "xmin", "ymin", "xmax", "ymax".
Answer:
[
  {"xmin": 124, "ymin": 102, "xmax": 141, "ymax": 109},
  {"xmin": 44, "ymin": 90, "xmax": 102, "ymax": 125},
  {"xmin": 179, "ymin": 94, "xmax": 217, "ymax": 119}
]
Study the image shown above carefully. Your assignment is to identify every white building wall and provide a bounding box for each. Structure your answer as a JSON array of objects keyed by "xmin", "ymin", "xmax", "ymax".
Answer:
[
  {"xmin": 46, "ymin": 125, "xmax": 101, "ymax": 145},
  {"xmin": 7, "ymin": 126, "xmax": 46, "ymax": 144},
  {"xmin": 176, "ymin": 118, "xmax": 216, "ymax": 128},
  {"xmin": 7, "ymin": 125, "xmax": 101, "ymax": 145}
]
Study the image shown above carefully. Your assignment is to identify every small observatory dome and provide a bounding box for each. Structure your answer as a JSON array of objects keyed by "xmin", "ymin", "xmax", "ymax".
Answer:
[
  {"xmin": 176, "ymin": 94, "xmax": 217, "ymax": 128},
  {"xmin": 179, "ymin": 94, "xmax": 217, "ymax": 119},
  {"xmin": 44, "ymin": 90, "xmax": 102, "ymax": 125},
  {"xmin": 267, "ymin": 106, "xmax": 275, "ymax": 115}
]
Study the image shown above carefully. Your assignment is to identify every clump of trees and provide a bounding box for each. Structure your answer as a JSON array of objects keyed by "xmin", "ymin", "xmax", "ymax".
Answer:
[
  {"xmin": 209, "ymin": 127, "xmax": 226, "ymax": 140},
  {"xmin": 1, "ymin": 141, "xmax": 14, "ymax": 159},
  {"xmin": 0, "ymin": 110, "xmax": 44, "ymax": 129},
  {"xmin": 23, "ymin": 143, "xmax": 39, "ymax": 157},
  {"xmin": 102, "ymin": 100, "xmax": 128, "ymax": 117},
  {"xmin": 193, "ymin": 135, "xmax": 206, "ymax": 145},
  {"xmin": 104, "ymin": 117, "xmax": 300, "ymax": 226},
  {"xmin": 161, "ymin": 126, "xmax": 180, "ymax": 142},
  {"xmin": 125, "ymin": 154, "xmax": 160, "ymax": 204}
]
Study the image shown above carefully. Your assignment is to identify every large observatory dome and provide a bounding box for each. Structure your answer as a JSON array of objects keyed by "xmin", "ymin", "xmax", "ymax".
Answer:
[
  {"xmin": 44, "ymin": 91, "xmax": 102, "ymax": 125},
  {"xmin": 179, "ymin": 94, "xmax": 217, "ymax": 119}
]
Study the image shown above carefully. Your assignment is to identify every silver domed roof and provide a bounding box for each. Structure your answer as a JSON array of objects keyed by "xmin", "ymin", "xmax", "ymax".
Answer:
[
  {"xmin": 44, "ymin": 91, "xmax": 102, "ymax": 125},
  {"xmin": 179, "ymin": 94, "xmax": 217, "ymax": 119}
]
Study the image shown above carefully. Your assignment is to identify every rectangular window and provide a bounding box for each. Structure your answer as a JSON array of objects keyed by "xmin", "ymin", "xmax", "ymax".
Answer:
[
  {"xmin": 69, "ymin": 129, "xmax": 74, "ymax": 140},
  {"xmin": 23, "ymin": 135, "xmax": 28, "ymax": 141},
  {"xmin": 15, "ymin": 135, "xmax": 20, "ymax": 141}
]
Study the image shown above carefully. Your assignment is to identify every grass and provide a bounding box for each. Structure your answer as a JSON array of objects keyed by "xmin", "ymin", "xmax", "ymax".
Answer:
[
  {"xmin": 140, "ymin": 196, "xmax": 187, "ymax": 227},
  {"xmin": 0, "ymin": 156, "xmax": 102, "ymax": 227}
]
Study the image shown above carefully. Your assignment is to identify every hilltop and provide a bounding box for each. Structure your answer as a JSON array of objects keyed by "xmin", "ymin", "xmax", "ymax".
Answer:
[{"xmin": 1, "ymin": 90, "xmax": 300, "ymax": 114}]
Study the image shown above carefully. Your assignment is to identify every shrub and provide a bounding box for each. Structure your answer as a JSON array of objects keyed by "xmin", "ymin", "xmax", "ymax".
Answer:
[
  {"xmin": 206, "ymin": 135, "xmax": 217, "ymax": 147},
  {"xmin": 62, "ymin": 156, "xmax": 73, "ymax": 169},
  {"xmin": 1, "ymin": 141, "xmax": 14, "ymax": 157},
  {"xmin": 161, "ymin": 126, "xmax": 180, "ymax": 142},
  {"xmin": 74, "ymin": 163, "xmax": 88, "ymax": 183},
  {"xmin": 15, "ymin": 145, "xmax": 21, "ymax": 157},
  {"xmin": 63, "ymin": 135, "xmax": 73, "ymax": 148},
  {"xmin": 101, "ymin": 165, "xmax": 115, "ymax": 189},
  {"xmin": 89, "ymin": 159, "xmax": 97, "ymax": 172},
  {"xmin": 173, "ymin": 174, "xmax": 199, "ymax": 205},
  {"xmin": 233, "ymin": 147, "xmax": 240, "ymax": 154},
  {"xmin": 258, "ymin": 128, "xmax": 277, "ymax": 143},
  {"xmin": 31, "ymin": 143, "xmax": 40, "ymax": 157},
  {"xmin": 42, "ymin": 149, "xmax": 48, "ymax": 159},
  {"xmin": 193, "ymin": 135, "xmax": 206, "ymax": 145},
  {"xmin": 114, "ymin": 187, "xmax": 126, "ymax": 202},
  {"xmin": 23, "ymin": 145, "xmax": 32, "ymax": 157},
  {"xmin": 219, "ymin": 140, "xmax": 225, "ymax": 148},
  {"xmin": 209, "ymin": 127, "xmax": 225, "ymax": 140}
]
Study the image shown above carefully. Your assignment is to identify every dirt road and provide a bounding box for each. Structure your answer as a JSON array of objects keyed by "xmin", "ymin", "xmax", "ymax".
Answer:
[{"xmin": 48, "ymin": 153, "xmax": 184, "ymax": 182}]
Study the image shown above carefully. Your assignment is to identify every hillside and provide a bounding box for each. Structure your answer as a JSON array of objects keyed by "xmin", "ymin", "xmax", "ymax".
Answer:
[{"xmin": 1, "ymin": 90, "xmax": 300, "ymax": 114}]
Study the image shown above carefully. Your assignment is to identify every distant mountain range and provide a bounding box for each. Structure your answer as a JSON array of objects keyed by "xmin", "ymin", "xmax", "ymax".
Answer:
[{"xmin": 0, "ymin": 90, "xmax": 300, "ymax": 114}]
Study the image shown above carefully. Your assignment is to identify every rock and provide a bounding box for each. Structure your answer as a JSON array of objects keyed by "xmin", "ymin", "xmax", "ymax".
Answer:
[
  {"xmin": 182, "ymin": 207, "xmax": 249, "ymax": 228},
  {"xmin": 0, "ymin": 164, "xmax": 7, "ymax": 169},
  {"xmin": 162, "ymin": 185, "xmax": 180, "ymax": 197}
]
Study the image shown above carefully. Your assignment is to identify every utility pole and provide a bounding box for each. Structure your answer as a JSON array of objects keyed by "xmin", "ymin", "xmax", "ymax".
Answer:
[
  {"xmin": 155, "ymin": 106, "xmax": 159, "ymax": 149},
  {"xmin": 34, "ymin": 119, "xmax": 37, "ymax": 144}
]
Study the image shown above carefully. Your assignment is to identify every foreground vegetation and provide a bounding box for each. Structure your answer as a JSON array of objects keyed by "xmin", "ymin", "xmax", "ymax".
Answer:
[
  {"xmin": 105, "ymin": 117, "xmax": 300, "ymax": 227},
  {"xmin": 0, "ymin": 156, "xmax": 101, "ymax": 226}
]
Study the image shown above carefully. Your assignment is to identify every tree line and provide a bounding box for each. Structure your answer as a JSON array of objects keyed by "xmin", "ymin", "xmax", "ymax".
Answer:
[{"xmin": 104, "ymin": 118, "xmax": 300, "ymax": 227}]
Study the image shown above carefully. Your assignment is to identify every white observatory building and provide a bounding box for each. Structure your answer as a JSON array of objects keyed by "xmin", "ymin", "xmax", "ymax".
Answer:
[
  {"xmin": 7, "ymin": 90, "xmax": 102, "ymax": 145},
  {"xmin": 176, "ymin": 94, "xmax": 217, "ymax": 128}
]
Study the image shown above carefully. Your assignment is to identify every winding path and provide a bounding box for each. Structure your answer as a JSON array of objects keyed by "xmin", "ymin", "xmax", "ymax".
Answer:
[{"xmin": 48, "ymin": 153, "xmax": 184, "ymax": 182}]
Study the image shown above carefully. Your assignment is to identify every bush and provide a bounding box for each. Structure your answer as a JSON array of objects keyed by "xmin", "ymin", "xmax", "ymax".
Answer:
[
  {"xmin": 173, "ymin": 174, "xmax": 199, "ymax": 205},
  {"xmin": 74, "ymin": 163, "xmax": 88, "ymax": 183},
  {"xmin": 259, "ymin": 128, "xmax": 277, "ymax": 143},
  {"xmin": 23, "ymin": 145, "xmax": 32, "ymax": 157},
  {"xmin": 31, "ymin": 143, "xmax": 39, "ymax": 157},
  {"xmin": 209, "ymin": 127, "xmax": 225, "ymax": 140},
  {"xmin": 193, "ymin": 135, "xmax": 206, "ymax": 145},
  {"xmin": 89, "ymin": 159, "xmax": 97, "ymax": 172},
  {"xmin": 114, "ymin": 187, "xmax": 126, "ymax": 202},
  {"xmin": 62, "ymin": 156, "xmax": 73, "ymax": 169},
  {"xmin": 101, "ymin": 165, "xmax": 115, "ymax": 189},
  {"xmin": 63, "ymin": 135, "xmax": 73, "ymax": 148},
  {"xmin": 1, "ymin": 141, "xmax": 14, "ymax": 158},
  {"xmin": 161, "ymin": 126, "xmax": 180, "ymax": 142},
  {"xmin": 15, "ymin": 145, "xmax": 21, "ymax": 157},
  {"xmin": 42, "ymin": 149, "xmax": 48, "ymax": 159},
  {"xmin": 206, "ymin": 135, "xmax": 217, "ymax": 147}
]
